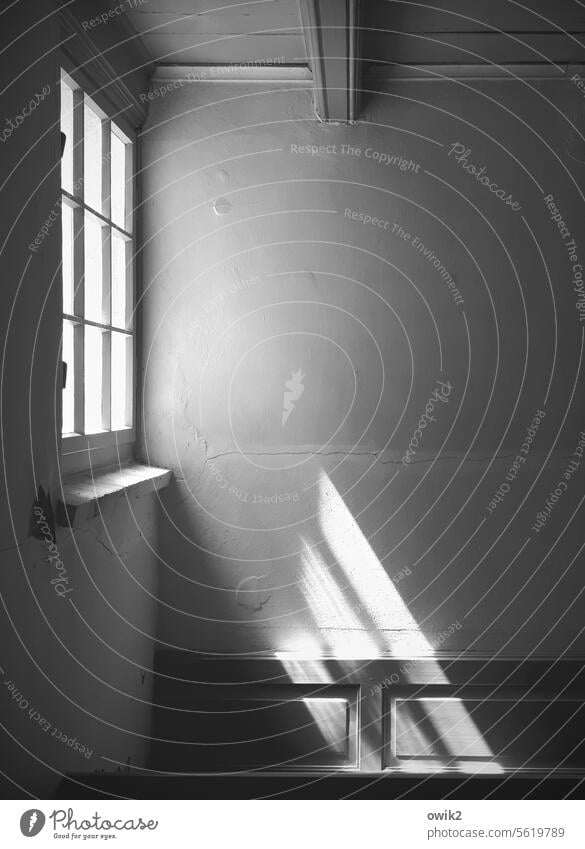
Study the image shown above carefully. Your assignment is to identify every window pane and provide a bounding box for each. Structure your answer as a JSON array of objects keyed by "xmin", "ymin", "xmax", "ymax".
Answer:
[
  {"xmin": 84, "ymin": 100, "xmax": 102, "ymax": 212},
  {"xmin": 110, "ymin": 129, "xmax": 127, "ymax": 229},
  {"xmin": 84, "ymin": 325, "xmax": 104, "ymax": 433},
  {"xmin": 111, "ymin": 332, "xmax": 132, "ymax": 429},
  {"xmin": 62, "ymin": 203, "xmax": 75, "ymax": 313},
  {"xmin": 60, "ymin": 80, "xmax": 74, "ymax": 193},
  {"xmin": 62, "ymin": 320, "xmax": 75, "ymax": 434},
  {"xmin": 111, "ymin": 231, "xmax": 130, "ymax": 329},
  {"xmin": 84, "ymin": 211, "xmax": 104, "ymax": 322}
]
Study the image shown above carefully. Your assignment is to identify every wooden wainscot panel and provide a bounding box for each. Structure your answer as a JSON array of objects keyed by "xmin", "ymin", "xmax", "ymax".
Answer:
[
  {"xmin": 384, "ymin": 690, "xmax": 585, "ymax": 773},
  {"xmin": 151, "ymin": 683, "xmax": 359, "ymax": 772}
]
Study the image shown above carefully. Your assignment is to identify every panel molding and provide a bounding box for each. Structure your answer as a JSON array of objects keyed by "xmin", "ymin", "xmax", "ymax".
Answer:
[
  {"xmin": 151, "ymin": 64, "xmax": 312, "ymax": 84},
  {"xmin": 153, "ymin": 653, "xmax": 585, "ymax": 775},
  {"xmin": 366, "ymin": 62, "xmax": 585, "ymax": 81},
  {"xmin": 150, "ymin": 680, "xmax": 359, "ymax": 772},
  {"xmin": 384, "ymin": 687, "xmax": 585, "ymax": 775}
]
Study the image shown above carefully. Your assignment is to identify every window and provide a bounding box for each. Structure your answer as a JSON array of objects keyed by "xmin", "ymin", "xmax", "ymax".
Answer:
[{"xmin": 60, "ymin": 71, "xmax": 135, "ymax": 473}]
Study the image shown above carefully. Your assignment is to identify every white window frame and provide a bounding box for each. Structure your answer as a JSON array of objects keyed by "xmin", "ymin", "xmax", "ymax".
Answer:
[{"xmin": 60, "ymin": 67, "xmax": 137, "ymax": 476}]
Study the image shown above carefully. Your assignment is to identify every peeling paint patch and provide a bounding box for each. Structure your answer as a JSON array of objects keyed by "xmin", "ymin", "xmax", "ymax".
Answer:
[{"xmin": 235, "ymin": 575, "xmax": 271, "ymax": 611}]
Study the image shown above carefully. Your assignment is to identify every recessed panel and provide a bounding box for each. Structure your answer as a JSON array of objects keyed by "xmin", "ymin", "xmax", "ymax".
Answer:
[
  {"xmin": 392, "ymin": 696, "xmax": 585, "ymax": 770},
  {"xmin": 151, "ymin": 685, "xmax": 357, "ymax": 772}
]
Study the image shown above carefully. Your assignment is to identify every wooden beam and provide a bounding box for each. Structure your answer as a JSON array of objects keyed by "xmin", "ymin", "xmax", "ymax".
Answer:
[{"xmin": 300, "ymin": 0, "xmax": 361, "ymax": 123}]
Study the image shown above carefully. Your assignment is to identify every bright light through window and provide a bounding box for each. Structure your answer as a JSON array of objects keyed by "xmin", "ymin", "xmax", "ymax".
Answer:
[
  {"xmin": 60, "ymin": 81, "xmax": 74, "ymax": 194},
  {"xmin": 111, "ymin": 231, "xmax": 129, "ymax": 329},
  {"xmin": 110, "ymin": 129, "xmax": 127, "ymax": 229},
  {"xmin": 60, "ymin": 71, "xmax": 134, "ymax": 453},
  {"xmin": 61, "ymin": 203, "xmax": 74, "ymax": 314},
  {"xmin": 84, "ymin": 325, "xmax": 103, "ymax": 433},
  {"xmin": 84, "ymin": 100, "xmax": 103, "ymax": 213},
  {"xmin": 62, "ymin": 320, "xmax": 75, "ymax": 434},
  {"xmin": 83, "ymin": 211, "xmax": 104, "ymax": 323},
  {"xmin": 111, "ymin": 332, "xmax": 131, "ymax": 429}
]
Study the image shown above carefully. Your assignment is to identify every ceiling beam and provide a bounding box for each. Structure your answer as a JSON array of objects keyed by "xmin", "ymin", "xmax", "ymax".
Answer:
[{"xmin": 300, "ymin": 0, "xmax": 361, "ymax": 123}]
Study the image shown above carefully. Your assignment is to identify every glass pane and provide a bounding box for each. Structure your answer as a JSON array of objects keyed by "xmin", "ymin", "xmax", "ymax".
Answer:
[
  {"xmin": 110, "ymin": 129, "xmax": 127, "ymax": 229},
  {"xmin": 60, "ymin": 80, "xmax": 74, "ymax": 193},
  {"xmin": 84, "ymin": 325, "xmax": 104, "ymax": 433},
  {"xmin": 111, "ymin": 332, "xmax": 132, "ymax": 430},
  {"xmin": 84, "ymin": 211, "xmax": 104, "ymax": 322},
  {"xmin": 62, "ymin": 203, "xmax": 75, "ymax": 313},
  {"xmin": 84, "ymin": 100, "xmax": 102, "ymax": 212},
  {"xmin": 111, "ymin": 231, "xmax": 129, "ymax": 329},
  {"xmin": 62, "ymin": 320, "xmax": 75, "ymax": 434}
]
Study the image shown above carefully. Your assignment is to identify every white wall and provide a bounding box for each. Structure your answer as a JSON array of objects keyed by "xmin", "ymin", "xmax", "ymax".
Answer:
[{"xmin": 141, "ymin": 76, "xmax": 585, "ymax": 659}]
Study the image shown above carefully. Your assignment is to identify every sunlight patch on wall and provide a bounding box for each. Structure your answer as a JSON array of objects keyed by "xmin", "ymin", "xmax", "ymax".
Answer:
[
  {"xmin": 315, "ymin": 470, "xmax": 435, "ymax": 655},
  {"xmin": 298, "ymin": 536, "xmax": 382, "ymax": 658}
]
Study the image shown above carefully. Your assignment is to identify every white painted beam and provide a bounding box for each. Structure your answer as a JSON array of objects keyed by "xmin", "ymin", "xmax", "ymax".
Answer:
[{"xmin": 300, "ymin": 0, "xmax": 361, "ymax": 123}]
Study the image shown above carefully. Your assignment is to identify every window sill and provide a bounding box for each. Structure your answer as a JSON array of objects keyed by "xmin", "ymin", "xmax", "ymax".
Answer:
[{"xmin": 57, "ymin": 462, "xmax": 172, "ymax": 527}]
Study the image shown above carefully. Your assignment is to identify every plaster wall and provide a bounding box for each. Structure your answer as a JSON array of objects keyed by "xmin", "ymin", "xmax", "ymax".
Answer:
[{"xmin": 141, "ymin": 77, "xmax": 585, "ymax": 658}]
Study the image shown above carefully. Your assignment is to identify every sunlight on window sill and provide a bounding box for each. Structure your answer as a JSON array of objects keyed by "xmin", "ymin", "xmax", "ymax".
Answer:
[{"xmin": 57, "ymin": 462, "xmax": 171, "ymax": 527}]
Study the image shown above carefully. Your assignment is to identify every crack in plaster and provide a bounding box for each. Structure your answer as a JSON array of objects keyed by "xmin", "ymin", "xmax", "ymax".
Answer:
[{"xmin": 203, "ymin": 449, "xmax": 533, "ymax": 465}]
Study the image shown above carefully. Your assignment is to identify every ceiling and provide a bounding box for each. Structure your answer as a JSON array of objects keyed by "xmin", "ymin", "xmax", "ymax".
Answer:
[
  {"xmin": 123, "ymin": 0, "xmax": 585, "ymax": 121},
  {"xmin": 362, "ymin": 0, "xmax": 585, "ymax": 66},
  {"xmin": 125, "ymin": 0, "xmax": 307, "ymax": 65}
]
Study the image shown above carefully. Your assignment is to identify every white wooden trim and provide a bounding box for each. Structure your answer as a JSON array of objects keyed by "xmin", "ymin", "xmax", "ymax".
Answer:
[
  {"xmin": 366, "ymin": 63, "xmax": 584, "ymax": 82},
  {"xmin": 151, "ymin": 64, "xmax": 312, "ymax": 84},
  {"xmin": 57, "ymin": 2, "xmax": 152, "ymax": 130},
  {"xmin": 299, "ymin": 0, "xmax": 361, "ymax": 123}
]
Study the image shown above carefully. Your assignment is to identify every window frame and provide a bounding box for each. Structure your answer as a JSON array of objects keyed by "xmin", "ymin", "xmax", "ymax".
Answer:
[{"xmin": 59, "ymin": 66, "xmax": 138, "ymax": 476}]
